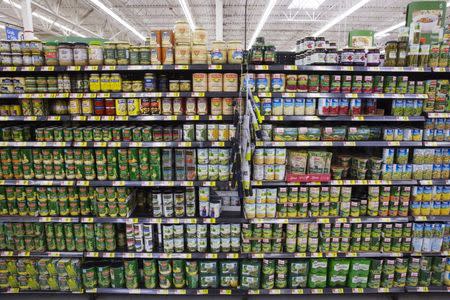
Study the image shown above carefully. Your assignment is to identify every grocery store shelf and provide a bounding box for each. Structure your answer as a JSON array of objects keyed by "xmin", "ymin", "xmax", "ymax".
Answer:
[
  {"xmin": 257, "ymin": 92, "xmax": 428, "ymax": 99},
  {"xmin": 0, "ymin": 216, "xmax": 79, "ymax": 222},
  {"xmin": 432, "ymin": 67, "xmax": 450, "ymax": 73},
  {"xmin": 73, "ymin": 141, "xmax": 231, "ymax": 148},
  {"xmin": 413, "ymin": 216, "xmax": 450, "ymax": 222},
  {"xmin": 0, "ymin": 180, "xmax": 229, "ymax": 187},
  {"xmin": 406, "ymin": 287, "xmax": 450, "ymax": 293},
  {"xmin": 0, "ymin": 251, "xmax": 83, "ymax": 257},
  {"xmin": 426, "ymin": 113, "xmax": 450, "ymax": 118},
  {"xmin": 0, "ymin": 142, "xmax": 71, "ymax": 147},
  {"xmin": 247, "ymin": 288, "xmax": 405, "ymax": 294},
  {"xmin": 255, "ymin": 141, "xmax": 422, "ymax": 147},
  {"xmin": 0, "ymin": 115, "xmax": 233, "ymax": 122},
  {"xmin": 248, "ymin": 252, "xmax": 405, "ymax": 259},
  {"xmin": 419, "ymin": 180, "xmax": 450, "ymax": 185},
  {"xmin": 85, "ymin": 288, "xmax": 244, "ymax": 295},
  {"xmin": 0, "ymin": 64, "xmax": 241, "ymax": 72},
  {"xmin": 84, "ymin": 252, "xmax": 241, "ymax": 259},
  {"xmin": 77, "ymin": 180, "xmax": 228, "ymax": 187},
  {"xmin": 80, "ymin": 216, "xmax": 246, "ymax": 224},
  {"xmin": 0, "ymin": 180, "xmax": 75, "ymax": 186},
  {"xmin": 423, "ymin": 141, "xmax": 450, "ymax": 147},
  {"xmin": 0, "ymin": 91, "xmax": 241, "ymax": 99},
  {"xmin": 251, "ymin": 180, "xmax": 418, "ymax": 186},
  {"xmin": 248, "ymin": 65, "xmax": 431, "ymax": 73},
  {"xmin": 248, "ymin": 216, "xmax": 411, "ymax": 224},
  {"xmin": 261, "ymin": 116, "xmax": 425, "ymax": 122},
  {"xmin": 0, "ymin": 289, "xmax": 83, "ymax": 294}
]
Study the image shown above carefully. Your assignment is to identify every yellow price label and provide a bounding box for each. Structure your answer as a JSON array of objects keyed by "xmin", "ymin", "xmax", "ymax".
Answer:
[
  {"xmin": 249, "ymin": 290, "xmax": 260, "ymax": 295},
  {"xmin": 252, "ymin": 253, "xmax": 264, "ymax": 258},
  {"xmin": 227, "ymin": 253, "xmax": 239, "ymax": 258},
  {"xmin": 208, "ymin": 65, "xmax": 222, "ymax": 70},
  {"xmin": 327, "ymin": 252, "xmax": 337, "ymax": 257},
  {"xmin": 293, "ymin": 289, "xmax": 304, "ymax": 294},
  {"xmin": 312, "ymin": 289, "xmax": 324, "ymax": 294},
  {"xmin": 167, "ymin": 92, "xmax": 180, "ymax": 97},
  {"xmin": 344, "ymin": 142, "xmax": 357, "ymax": 147},
  {"xmin": 284, "ymin": 65, "xmax": 298, "ymax": 70},
  {"xmin": 83, "ymin": 218, "xmax": 94, "ymax": 223},
  {"xmin": 311, "ymin": 253, "xmax": 323, "ymax": 257},
  {"xmin": 332, "ymin": 288, "xmax": 344, "ymax": 294},
  {"xmin": 175, "ymin": 65, "xmax": 189, "ymax": 70},
  {"xmin": 283, "ymin": 93, "xmax": 296, "ymax": 98},
  {"xmin": 346, "ymin": 252, "xmax": 357, "ymax": 257},
  {"xmin": 102, "ymin": 66, "xmax": 116, "ymax": 71},
  {"xmin": 85, "ymin": 66, "xmax": 98, "ymax": 71},
  {"xmin": 197, "ymin": 289, "xmax": 208, "ymax": 295},
  {"xmin": 129, "ymin": 289, "xmax": 141, "ymax": 294},
  {"xmin": 352, "ymin": 288, "xmax": 364, "ymax": 293},
  {"xmin": 220, "ymin": 290, "xmax": 232, "ymax": 295},
  {"xmin": 317, "ymin": 218, "xmax": 329, "ymax": 224},
  {"xmin": 378, "ymin": 288, "xmax": 389, "ymax": 293},
  {"xmin": 255, "ymin": 65, "xmax": 269, "ymax": 70},
  {"xmin": 87, "ymin": 252, "xmax": 99, "ymax": 257},
  {"xmin": 48, "ymin": 252, "xmax": 61, "ymax": 257},
  {"xmin": 294, "ymin": 253, "xmax": 306, "ymax": 258},
  {"xmin": 269, "ymin": 290, "xmax": 281, "ymax": 294},
  {"xmin": 175, "ymin": 290, "xmax": 186, "ymax": 295},
  {"xmin": 192, "ymin": 92, "xmax": 205, "ymax": 97}
]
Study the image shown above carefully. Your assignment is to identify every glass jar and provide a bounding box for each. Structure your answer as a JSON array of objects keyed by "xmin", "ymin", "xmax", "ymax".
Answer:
[
  {"xmin": 211, "ymin": 41, "xmax": 227, "ymax": 64},
  {"xmin": 129, "ymin": 46, "xmax": 140, "ymax": 65},
  {"xmin": 73, "ymin": 43, "xmax": 88, "ymax": 66},
  {"xmin": 29, "ymin": 40, "xmax": 43, "ymax": 54},
  {"xmin": 100, "ymin": 73, "xmax": 110, "ymax": 92},
  {"xmin": 174, "ymin": 20, "xmax": 191, "ymax": 43},
  {"xmin": 366, "ymin": 48, "xmax": 380, "ymax": 66},
  {"xmin": 193, "ymin": 27, "xmax": 207, "ymax": 44},
  {"xmin": 251, "ymin": 45, "xmax": 264, "ymax": 64},
  {"xmin": 264, "ymin": 45, "xmax": 276, "ymax": 64},
  {"xmin": 191, "ymin": 44, "xmax": 208, "ymax": 64},
  {"xmin": 315, "ymin": 37, "xmax": 326, "ymax": 49},
  {"xmin": 384, "ymin": 41, "xmax": 398, "ymax": 67},
  {"xmin": 325, "ymin": 48, "xmax": 338, "ymax": 65},
  {"xmin": 396, "ymin": 42, "xmax": 407, "ymax": 67},
  {"xmin": 341, "ymin": 48, "xmax": 354, "ymax": 65},
  {"xmin": 175, "ymin": 43, "xmax": 191, "ymax": 64},
  {"xmin": 132, "ymin": 80, "xmax": 143, "ymax": 92},
  {"xmin": 89, "ymin": 74, "xmax": 101, "ymax": 92},
  {"xmin": 179, "ymin": 80, "xmax": 191, "ymax": 92},
  {"xmin": 353, "ymin": 48, "xmax": 366, "ymax": 66},
  {"xmin": 139, "ymin": 46, "xmax": 150, "ymax": 64},
  {"xmin": 169, "ymin": 80, "xmax": 180, "ymax": 92},
  {"xmin": 88, "ymin": 41, "xmax": 103, "ymax": 65},
  {"xmin": 304, "ymin": 37, "xmax": 315, "ymax": 50},
  {"xmin": 22, "ymin": 54, "xmax": 32, "ymax": 66},
  {"xmin": 58, "ymin": 43, "xmax": 74, "ymax": 66},
  {"xmin": 32, "ymin": 54, "xmax": 44, "ymax": 66},
  {"xmin": 10, "ymin": 41, "xmax": 21, "ymax": 53},
  {"xmin": 0, "ymin": 40, "xmax": 10, "ymax": 53},
  {"xmin": 144, "ymin": 73, "xmax": 156, "ymax": 92},
  {"xmin": 109, "ymin": 73, "xmax": 122, "ymax": 92},
  {"xmin": 227, "ymin": 41, "xmax": 243, "ymax": 64},
  {"xmin": 11, "ymin": 54, "xmax": 22, "ymax": 66},
  {"xmin": 103, "ymin": 42, "xmax": 116, "ymax": 65},
  {"xmin": 43, "ymin": 42, "xmax": 58, "ymax": 66},
  {"xmin": 21, "ymin": 42, "xmax": 31, "ymax": 55},
  {"xmin": 116, "ymin": 42, "xmax": 130, "ymax": 65},
  {"xmin": 315, "ymin": 48, "xmax": 326, "ymax": 65}
]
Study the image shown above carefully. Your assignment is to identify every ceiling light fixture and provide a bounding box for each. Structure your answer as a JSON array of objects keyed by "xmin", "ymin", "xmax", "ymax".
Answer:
[
  {"xmin": 87, "ymin": 0, "xmax": 146, "ymax": 41},
  {"xmin": 247, "ymin": 0, "xmax": 278, "ymax": 50},
  {"xmin": 178, "ymin": 0, "xmax": 196, "ymax": 31},
  {"xmin": 288, "ymin": 0, "xmax": 325, "ymax": 10},
  {"xmin": 313, "ymin": 0, "xmax": 371, "ymax": 37},
  {"xmin": 375, "ymin": 1, "xmax": 450, "ymax": 38},
  {"xmin": 3, "ymin": 0, "xmax": 86, "ymax": 37}
]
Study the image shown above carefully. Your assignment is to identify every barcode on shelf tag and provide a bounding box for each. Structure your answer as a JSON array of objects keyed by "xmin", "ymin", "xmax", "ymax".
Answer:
[
  {"xmin": 332, "ymin": 288, "xmax": 344, "ymax": 294},
  {"xmin": 208, "ymin": 65, "xmax": 222, "ymax": 70},
  {"xmin": 269, "ymin": 289, "xmax": 281, "ymax": 294},
  {"xmin": 312, "ymin": 289, "xmax": 323, "ymax": 294},
  {"xmin": 220, "ymin": 290, "xmax": 232, "ymax": 295},
  {"xmin": 352, "ymin": 288, "xmax": 364, "ymax": 293},
  {"xmin": 197, "ymin": 289, "xmax": 208, "ymax": 295}
]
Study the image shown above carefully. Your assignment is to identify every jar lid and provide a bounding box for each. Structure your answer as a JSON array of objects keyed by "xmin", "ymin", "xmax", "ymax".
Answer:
[
  {"xmin": 212, "ymin": 40, "xmax": 226, "ymax": 44},
  {"xmin": 44, "ymin": 41, "xmax": 58, "ymax": 46},
  {"xmin": 58, "ymin": 42, "xmax": 73, "ymax": 47},
  {"xmin": 386, "ymin": 40, "xmax": 398, "ymax": 45},
  {"xmin": 74, "ymin": 42, "xmax": 88, "ymax": 46}
]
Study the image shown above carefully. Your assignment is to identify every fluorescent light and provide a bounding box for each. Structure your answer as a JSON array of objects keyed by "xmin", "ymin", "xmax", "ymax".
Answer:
[
  {"xmin": 288, "ymin": 0, "xmax": 325, "ymax": 10},
  {"xmin": 374, "ymin": 21, "xmax": 405, "ymax": 38},
  {"xmin": 247, "ymin": 0, "xmax": 277, "ymax": 50},
  {"xmin": 178, "ymin": 0, "xmax": 196, "ymax": 31},
  {"xmin": 313, "ymin": 0, "xmax": 371, "ymax": 37},
  {"xmin": 88, "ymin": 0, "xmax": 145, "ymax": 41},
  {"xmin": 0, "ymin": 24, "xmax": 5, "ymax": 29},
  {"xmin": 3, "ymin": 0, "xmax": 86, "ymax": 37}
]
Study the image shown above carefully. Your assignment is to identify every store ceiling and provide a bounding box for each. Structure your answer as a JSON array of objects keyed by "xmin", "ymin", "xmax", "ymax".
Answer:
[{"xmin": 0, "ymin": 0, "xmax": 449, "ymax": 50}]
